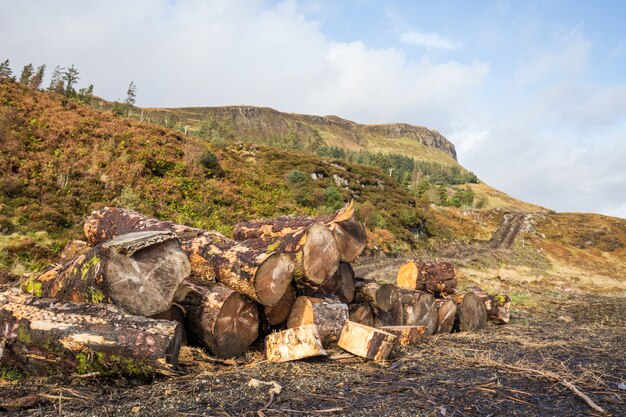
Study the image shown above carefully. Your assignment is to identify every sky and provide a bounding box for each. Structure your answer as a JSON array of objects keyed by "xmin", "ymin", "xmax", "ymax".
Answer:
[{"xmin": 2, "ymin": 0, "xmax": 626, "ymax": 218}]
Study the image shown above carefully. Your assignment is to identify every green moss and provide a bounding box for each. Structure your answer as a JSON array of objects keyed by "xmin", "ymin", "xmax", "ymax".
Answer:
[
  {"xmin": 266, "ymin": 241, "xmax": 280, "ymax": 252},
  {"xmin": 81, "ymin": 255, "xmax": 100, "ymax": 281},
  {"xmin": 17, "ymin": 323, "xmax": 32, "ymax": 344},
  {"xmin": 76, "ymin": 351, "xmax": 105, "ymax": 374},
  {"xmin": 86, "ymin": 288, "xmax": 106, "ymax": 303},
  {"xmin": 109, "ymin": 354, "xmax": 154, "ymax": 377},
  {"xmin": 22, "ymin": 279, "xmax": 42, "ymax": 297}
]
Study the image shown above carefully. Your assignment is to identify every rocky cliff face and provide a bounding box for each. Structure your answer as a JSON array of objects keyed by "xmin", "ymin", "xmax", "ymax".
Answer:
[{"xmin": 191, "ymin": 106, "xmax": 458, "ymax": 160}]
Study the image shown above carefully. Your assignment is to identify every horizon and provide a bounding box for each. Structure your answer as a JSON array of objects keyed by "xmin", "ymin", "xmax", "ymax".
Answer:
[{"xmin": 2, "ymin": 0, "xmax": 625, "ymax": 218}]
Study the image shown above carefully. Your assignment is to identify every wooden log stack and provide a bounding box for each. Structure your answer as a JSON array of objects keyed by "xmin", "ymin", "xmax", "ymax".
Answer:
[{"xmin": 0, "ymin": 201, "xmax": 511, "ymax": 376}]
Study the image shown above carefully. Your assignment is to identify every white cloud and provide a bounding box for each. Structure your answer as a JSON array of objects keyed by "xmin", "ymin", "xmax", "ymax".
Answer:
[{"xmin": 399, "ymin": 31, "xmax": 461, "ymax": 50}]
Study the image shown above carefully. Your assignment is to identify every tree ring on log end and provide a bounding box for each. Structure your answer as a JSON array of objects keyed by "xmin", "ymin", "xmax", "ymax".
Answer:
[
  {"xmin": 214, "ymin": 292, "xmax": 260, "ymax": 358},
  {"xmin": 302, "ymin": 223, "xmax": 340, "ymax": 285},
  {"xmin": 254, "ymin": 253, "xmax": 294, "ymax": 306}
]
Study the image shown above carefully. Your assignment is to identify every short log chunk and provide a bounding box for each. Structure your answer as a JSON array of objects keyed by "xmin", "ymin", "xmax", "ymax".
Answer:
[
  {"xmin": 466, "ymin": 286, "xmax": 511, "ymax": 324},
  {"xmin": 378, "ymin": 325, "xmax": 427, "ymax": 346},
  {"xmin": 265, "ymin": 324, "xmax": 326, "ymax": 362},
  {"xmin": 338, "ymin": 321, "xmax": 396, "ymax": 361},
  {"xmin": 434, "ymin": 298, "xmax": 457, "ymax": 334},
  {"xmin": 348, "ymin": 303, "xmax": 374, "ymax": 327},
  {"xmin": 453, "ymin": 291, "xmax": 488, "ymax": 332},
  {"xmin": 262, "ymin": 285, "xmax": 296, "ymax": 328},
  {"xmin": 287, "ymin": 296, "xmax": 348, "ymax": 346},
  {"xmin": 399, "ymin": 289, "xmax": 438, "ymax": 335}
]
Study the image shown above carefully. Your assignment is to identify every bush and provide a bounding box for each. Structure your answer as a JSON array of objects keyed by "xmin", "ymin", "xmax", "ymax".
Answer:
[
  {"xmin": 324, "ymin": 186, "xmax": 344, "ymax": 210},
  {"xmin": 286, "ymin": 170, "xmax": 307, "ymax": 185}
]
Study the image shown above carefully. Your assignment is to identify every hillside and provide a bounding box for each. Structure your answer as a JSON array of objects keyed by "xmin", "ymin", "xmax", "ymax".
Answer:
[{"xmin": 1, "ymin": 80, "xmax": 625, "ymax": 298}]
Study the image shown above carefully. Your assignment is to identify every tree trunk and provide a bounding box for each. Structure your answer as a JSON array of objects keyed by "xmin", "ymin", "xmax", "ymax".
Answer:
[
  {"xmin": 233, "ymin": 201, "xmax": 366, "ymax": 262},
  {"xmin": 84, "ymin": 207, "xmax": 294, "ymax": 306},
  {"xmin": 245, "ymin": 223, "xmax": 340, "ymax": 288},
  {"xmin": 300, "ymin": 262, "xmax": 356, "ymax": 303},
  {"xmin": 24, "ymin": 231, "xmax": 191, "ymax": 317},
  {"xmin": 396, "ymin": 260, "xmax": 457, "ymax": 296},
  {"xmin": 338, "ymin": 321, "xmax": 396, "ymax": 361},
  {"xmin": 453, "ymin": 291, "xmax": 488, "ymax": 332},
  {"xmin": 378, "ymin": 325, "xmax": 427, "ymax": 346},
  {"xmin": 262, "ymin": 285, "xmax": 296, "ymax": 328},
  {"xmin": 466, "ymin": 286, "xmax": 511, "ymax": 324},
  {"xmin": 434, "ymin": 298, "xmax": 457, "ymax": 334},
  {"xmin": 265, "ymin": 324, "xmax": 326, "ymax": 362},
  {"xmin": 348, "ymin": 303, "xmax": 374, "ymax": 327},
  {"xmin": 174, "ymin": 280, "xmax": 259, "ymax": 358},
  {"xmin": 0, "ymin": 291, "xmax": 182, "ymax": 376},
  {"xmin": 398, "ymin": 289, "xmax": 438, "ymax": 335},
  {"xmin": 287, "ymin": 296, "xmax": 348, "ymax": 346}
]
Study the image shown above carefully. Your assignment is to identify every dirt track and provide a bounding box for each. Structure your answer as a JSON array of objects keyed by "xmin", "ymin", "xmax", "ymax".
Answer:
[{"xmin": 2, "ymin": 293, "xmax": 624, "ymax": 416}]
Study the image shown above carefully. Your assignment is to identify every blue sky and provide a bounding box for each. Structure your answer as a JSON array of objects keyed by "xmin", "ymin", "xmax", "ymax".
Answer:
[{"xmin": 2, "ymin": 0, "xmax": 626, "ymax": 217}]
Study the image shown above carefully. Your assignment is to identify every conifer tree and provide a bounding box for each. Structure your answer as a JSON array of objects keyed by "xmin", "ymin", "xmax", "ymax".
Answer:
[
  {"xmin": 48, "ymin": 65, "xmax": 63, "ymax": 91},
  {"xmin": 29, "ymin": 64, "xmax": 46, "ymax": 89},
  {"xmin": 62, "ymin": 65, "xmax": 80, "ymax": 96},
  {"xmin": 0, "ymin": 59, "xmax": 12, "ymax": 79},
  {"xmin": 125, "ymin": 81, "xmax": 137, "ymax": 106},
  {"xmin": 19, "ymin": 63, "xmax": 34, "ymax": 85}
]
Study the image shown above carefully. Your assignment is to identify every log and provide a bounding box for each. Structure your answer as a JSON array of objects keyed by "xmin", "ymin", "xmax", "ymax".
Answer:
[
  {"xmin": 396, "ymin": 260, "xmax": 457, "ymax": 295},
  {"xmin": 466, "ymin": 286, "xmax": 511, "ymax": 324},
  {"xmin": 434, "ymin": 298, "xmax": 457, "ymax": 334},
  {"xmin": 338, "ymin": 321, "xmax": 396, "ymax": 361},
  {"xmin": 59, "ymin": 239, "xmax": 90, "ymax": 261},
  {"xmin": 348, "ymin": 303, "xmax": 374, "ymax": 327},
  {"xmin": 453, "ymin": 291, "xmax": 488, "ymax": 332},
  {"xmin": 300, "ymin": 262, "xmax": 356, "ymax": 303},
  {"xmin": 398, "ymin": 289, "xmax": 438, "ymax": 335},
  {"xmin": 175, "ymin": 280, "xmax": 259, "ymax": 358},
  {"xmin": 355, "ymin": 281, "xmax": 400, "ymax": 313},
  {"xmin": 287, "ymin": 296, "xmax": 348, "ymax": 346},
  {"xmin": 265, "ymin": 324, "xmax": 326, "ymax": 362},
  {"xmin": 233, "ymin": 201, "xmax": 367, "ymax": 262},
  {"xmin": 0, "ymin": 291, "xmax": 182, "ymax": 376},
  {"xmin": 378, "ymin": 325, "xmax": 427, "ymax": 346},
  {"xmin": 84, "ymin": 207, "xmax": 294, "ymax": 306},
  {"xmin": 24, "ymin": 231, "xmax": 191, "ymax": 317},
  {"xmin": 262, "ymin": 284, "xmax": 296, "ymax": 328}
]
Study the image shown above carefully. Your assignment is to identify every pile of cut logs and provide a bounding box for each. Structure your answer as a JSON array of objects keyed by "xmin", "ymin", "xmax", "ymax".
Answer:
[{"xmin": 0, "ymin": 202, "xmax": 510, "ymax": 376}]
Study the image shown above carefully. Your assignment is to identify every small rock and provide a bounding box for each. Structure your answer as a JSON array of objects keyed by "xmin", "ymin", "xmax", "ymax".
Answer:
[
  {"xmin": 618, "ymin": 382, "xmax": 626, "ymax": 391},
  {"xmin": 557, "ymin": 315, "xmax": 574, "ymax": 323},
  {"xmin": 131, "ymin": 406, "xmax": 141, "ymax": 413}
]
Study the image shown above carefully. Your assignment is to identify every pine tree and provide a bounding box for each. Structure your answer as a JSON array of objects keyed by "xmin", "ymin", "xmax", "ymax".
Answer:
[
  {"xmin": 77, "ymin": 84, "xmax": 94, "ymax": 104},
  {"xmin": 29, "ymin": 64, "xmax": 46, "ymax": 89},
  {"xmin": 48, "ymin": 65, "xmax": 63, "ymax": 91},
  {"xmin": 62, "ymin": 65, "xmax": 80, "ymax": 96},
  {"xmin": 19, "ymin": 63, "xmax": 34, "ymax": 85},
  {"xmin": 125, "ymin": 81, "xmax": 137, "ymax": 106},
  {"xmin": 0, "ymin": 59, "xmax": 12, "ymax": 80}
]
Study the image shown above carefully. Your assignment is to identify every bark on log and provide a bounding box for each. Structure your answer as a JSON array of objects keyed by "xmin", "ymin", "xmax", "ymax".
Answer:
[
  {"xmin": 174, "ymin": 281, "xmax": 259, "ymax": 358},
  {"xmin": 398, "ymin": 289, "xmax": 438, "ymax": 335},
  {"xmin": 338, "ymin": 321, "xmax": 396, "ymax": 361},
  {"xmin": 233, "ymin": 202, "xmax": 366, "ymax": 262},
  {"xmin": 265, "ymin": 324, "xmax": 326, "ymax": 362},
  {"xmin": 466, "ymin": 286, "xmax": 511, "ymax": 324},
  {"xmin": 453, "ymin": 291, "xmax": 488, "ymax": 332},
  {"xmin": 84, "ymin": 207, "xmax": 294, "ymax": 306},
  {"xmin": 378, "ymin": 325, "xmax": 427, "ymax": 346},
  {"xmin": 300, "ymin": 262, "xmax": 356, "ymax": 303},
  {"xmin": 0, "ymin": 291, "xmax": 182, "ymax": 376},
  {"xmin": 287, "ymin": 296, "xmax": 348, "ymax": 346},
  {"xmin": 262, "ymin": 285, "xmax": 296, "ymax": 328},
  {"xmin": 24, "ymin": 231, "xmax": 191, "ymax": 317},
  {"xmin": 348, "ymin": 303, "xmax": 374, "ymax": 327},
  {"xmin": 434, "ymin": 298, "xmax": 457, "ymax": 334},
  {"xmin": 245, "ymin": 223, "xmax": 340, "ymax": 288},
  {"xmin": 59, "ymin": 240, "xmax": 90, "ymax": 261},
  {"xmin": 355, "ymin": 281, "xmax": 400, "ymax": 313},
  {"xmin": 396, "ymin": 260, "xmax": 457, "ymax": 295}
]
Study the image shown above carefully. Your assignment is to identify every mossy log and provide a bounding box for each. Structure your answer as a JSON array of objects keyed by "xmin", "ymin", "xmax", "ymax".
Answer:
[
  {"xmin": 453, "ymin": 291, "xmax": 488, "ymax": 332},
  {"xmin": 299, "ymin": 262, "xmax": 356, "ymax": 303},
  {"xmin": 175, "ymin": 280, "xmax": 259, "ymax": 358},
  {"xmin": 396, "ymin": 260, "xmax": 457, "ymax": 296},
  {"xmin": 265, "ymin": 324, "xmax": 326, "ymax": 362},
  {"xmin": 59, "ymin": 240, "xmax": 90, "ymax": 261},
  {"xmin": 233, "ymin": 201, "xmax": 366, "ymax": 263},
  {"xmin": 348, "ymin": 303, "xmax": 375, "ymax": 327},
  {"xmin": 434, "ymin": 297, "xmax": 457, "ymax": 334},
  {"xmin": 378, "ymin": 325, "xmax": 427, "ymax": 346},
  {"xmin": 287, "ymin": 296, "xmax": 348, "ymax": 346},
  {"xmin": 24, "ymin": 231, "xmax": 191, "ymax": 317},
  {"xmin": 338, "ymin": 321, "xmax": 396, "ymax": 361},
  {"xmin": 466, "ymin": 286, "xmax": 511, "ymax": 324},
  {"xmin": 0, "ymin": 291, "xmax": 182, "ymax": 376},
  {"xmin": 84, "ymin": 207, "xmax": 294, "ymax": 306},
  {"xmin": 262, "ymin": 284, "xmax": 296, "ymax": 328},
  {"xmin": 398, "ymin": 289, "xmax": 438, "ymax": 335}
]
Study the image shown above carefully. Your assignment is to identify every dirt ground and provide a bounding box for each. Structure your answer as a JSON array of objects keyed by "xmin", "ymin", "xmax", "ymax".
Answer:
[{"xmin": 1, "ymin": 292, "xmax": 624, "ymax": 417}]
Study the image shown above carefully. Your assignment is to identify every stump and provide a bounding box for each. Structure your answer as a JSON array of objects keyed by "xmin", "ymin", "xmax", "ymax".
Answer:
[
  {"xmin": 25, "ymin": 231, "xmax": 191, "ymax": 317},
  {"xmin": 396, "ymin": 260, "xmax": 457, "ymax": 295},
  {"xmin": 378, "ymin": 325, "xmax": 427, "ymax": 346},
  {"xmin": 84, "ymin": 208, "xmax": 294, "ymax": 306},
  {"xmin": 262, "ymin": 285, "xmax": 296, "ymax": 328},
  {"xmin": 175, "ymin": 281, "xmax": 259, "ymax": 358},
  {"xmin": 0, "ymin": 291, "xmax": 182, "ymax": 376},
  {"xmin": 434, "ymin": 298, "xmax": 457, "ymax": 334},
  {"xmin": 348, "ymin": 303, "xmax": 374, "ymax": 327},
  {"xmin": 466, "ymin": 286, "xmax": 511, "ymax": 324},
  {"xmin": 399, "ymin": 289, "xmax": 438, "ymax": 335},
  {"xmin": 338, "ymin": 321, "xmax": 396, "ymax": 361},
  {"xmin": 265, "ymin": 324, "xmax": 326, "ymax": 362},
  {"xmin": 287, "ymin": 296, "xmax": 348, "ymax": 346},
  {"xmin": 453, "ymin": 291, "xmax": 488, "ymax": 332},
  {"xmin": 300, "ymin": 262, "xmax": 356, "ymax": 303}
]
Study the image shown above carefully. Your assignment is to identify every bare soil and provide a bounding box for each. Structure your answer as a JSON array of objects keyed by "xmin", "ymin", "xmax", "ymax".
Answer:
[{"xmin": 2, "ymin": 293, "xmax": 624, "ymax": 417}]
